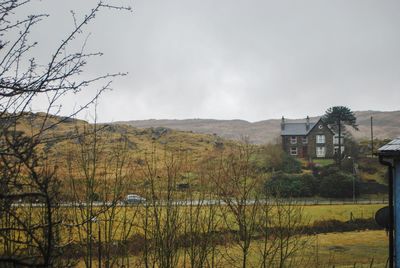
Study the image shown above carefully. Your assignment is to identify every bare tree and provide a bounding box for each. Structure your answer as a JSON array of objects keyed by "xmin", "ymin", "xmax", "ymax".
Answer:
[
  {"xmin": 203, "ymin": 142, "xmax": 312, "ymax": 268},
  {"xmin": 176, "ymin": 154, "xmax": 220, "ymax": 268},
  {"xmin": 67, "ymin": 120, "xmax": 138, "ymax": 267},
  {"xmin": 139, "ymin": 146, "xmax": 183, "ymax": 268},
  {"xmin": 206, "ymin": 142, "xmax": 263, "ymax": 268},
  {"xmin": 0, "ymin": 0, "xmax": 129, "ymax": 266},
  {"xmin": 256, "ymin": 196, "xmax": 310, "ymax": 268}
]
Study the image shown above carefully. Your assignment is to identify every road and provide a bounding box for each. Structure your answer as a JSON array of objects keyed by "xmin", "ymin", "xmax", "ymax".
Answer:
[{"xmin": 12, "ymin": 198, "xmax": 388, "ymax": 208}]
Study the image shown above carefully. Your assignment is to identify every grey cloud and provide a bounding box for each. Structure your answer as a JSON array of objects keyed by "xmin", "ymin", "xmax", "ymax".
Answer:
[{"xmin": 25, "ymin": 0, "xmax": 400, "ymax": 121}]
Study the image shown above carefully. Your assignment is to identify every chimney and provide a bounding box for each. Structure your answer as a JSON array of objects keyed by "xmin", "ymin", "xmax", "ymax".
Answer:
[
  {"xmin": 281, "ymin": 116, "xmax": 285, "ymax": 131},
  {"xmin": 306, "ymin": 116, "xmax": 310, "ymax": 131}
]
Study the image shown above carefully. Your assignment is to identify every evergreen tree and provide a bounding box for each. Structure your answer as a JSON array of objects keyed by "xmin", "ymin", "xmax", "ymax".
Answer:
[{"xmin": 322, "ymin": 106, "xmax": 358, "ymax": 167}]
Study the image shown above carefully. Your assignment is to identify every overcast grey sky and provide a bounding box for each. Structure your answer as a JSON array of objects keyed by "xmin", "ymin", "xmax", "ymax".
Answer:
[{"xmin": 27, "ymin": 0, "xmax": 400, "ymax": 122}]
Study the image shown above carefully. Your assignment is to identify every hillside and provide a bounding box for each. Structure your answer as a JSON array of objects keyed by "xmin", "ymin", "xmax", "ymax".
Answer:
[
  {"xmin": 1, "ymin": 113, "xmax": 244, "ymax": 200},
  {"xmin": 114, "ymin": 110, "xmax": 400, "ymax": 144},
  {"xmin": 12, "ymin": 113, "xmax": 234, "ymax": 167}
]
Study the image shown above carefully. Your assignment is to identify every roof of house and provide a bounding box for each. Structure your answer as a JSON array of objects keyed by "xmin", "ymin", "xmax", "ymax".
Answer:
[
  {"xmin": 378, "ymin": 138, "xmax": 400, "ymax": 157},
  {"xmin": 281, "ymin": 122, "xmax": 317, "ymax": 136}
]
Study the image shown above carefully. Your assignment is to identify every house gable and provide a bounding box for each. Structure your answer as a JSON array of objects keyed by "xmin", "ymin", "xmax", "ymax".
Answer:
[
  {"xmin": 305, "ymin": 118, "xmax": 335, "ymax": 137},
  {"xmin": 306, "ymin": 119, "xmax": 335, "ymax": 159}
]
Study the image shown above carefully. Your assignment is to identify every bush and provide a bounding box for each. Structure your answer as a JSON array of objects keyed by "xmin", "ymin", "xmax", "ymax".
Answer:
[
  {"xmin": 358, "ymin": 158, "xmax": 380, "ymax": 174},
  {"xmin": 265, "ymin": 172, "xmax": 317, "ymax": 197},
  {"xmin": 318, "ymin": 168, "xmax": 358, "ymax": 198},
  {"xmin": 358, "ymin": 181, "xmax": 388, "ymax": 194},
  {"xmin": 341, "ymin": 158, "xmax": 355, "ymax": 173},
  {"xmin": 305, "ymin": 218, "xmax": 380, "ymax": 234},
  {"xmin": 250, "ymin": 148, "xmax": 301, "ymax": 174},
  {"xmin": 281, "ymin": 154, "xmax": 302, "ymax": 174}
]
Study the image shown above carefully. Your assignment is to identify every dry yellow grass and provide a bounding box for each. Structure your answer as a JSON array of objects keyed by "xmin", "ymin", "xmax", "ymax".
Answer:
[
  {"xmin": 22, "ymin": 203, "xmax": 383, "ymax": 246},
  {"xmin": 75, "ymin": 230, "xmax": 388, "ymax": 267},
  {"xmin": 311, "ymin": 230, "xmax": 388, "ymax": 267}
]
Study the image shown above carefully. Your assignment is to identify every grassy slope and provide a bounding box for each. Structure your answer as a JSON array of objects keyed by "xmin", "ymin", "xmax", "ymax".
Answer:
[
  {"xmin": 357, "ymin": 157, "xmax": 388, "ymax": 184},
  {"xmin": 10, "ymin": 112, "xmax": 240, "ymax": 198},
  {"xmin": 15, "ymin": 112, "xmax": 235, "ymax": 166}
]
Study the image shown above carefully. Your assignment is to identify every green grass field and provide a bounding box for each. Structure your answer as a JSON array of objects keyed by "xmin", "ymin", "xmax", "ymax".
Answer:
[
  {"xmin": 52, "ymin": 203, "xmax": 386, "ymax": 247},
  {"xmin": 77, "ymin": 230, "xmax": 388, "ymax": 267},
  {"xmin": 303, "ymin": 203, "xmax": 384, "ymax": 223},
  {"xmin": 312, "ymin": 159, "xmax": 335, "ymax": 166},
  {"xmin": 222, "ymin": 230, "xmax": 388, "ymax": 267},
  {"xmin": 313, "ymin": 230, "xmax": 388, "ymax": 267},
  {"xmin": 7, "ymin": 203, "xmax": 388, "ymax": 267}
]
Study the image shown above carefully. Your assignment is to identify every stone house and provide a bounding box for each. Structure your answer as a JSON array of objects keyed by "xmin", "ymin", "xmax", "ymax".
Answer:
[{"xmin": 281, "ymin": 116, "xmax": 344, "ymax": 159}]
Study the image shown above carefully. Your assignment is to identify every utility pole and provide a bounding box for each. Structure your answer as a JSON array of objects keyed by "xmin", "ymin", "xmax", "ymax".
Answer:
[{"xmin": 371, "ymin": 116, "xmax": 374, "ymax": 157}]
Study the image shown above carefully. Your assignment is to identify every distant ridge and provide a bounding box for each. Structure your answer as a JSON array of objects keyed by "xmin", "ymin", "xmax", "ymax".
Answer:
[{"xmin": 114, "ymin": 110, "xmax": 400, "ymax": 144}]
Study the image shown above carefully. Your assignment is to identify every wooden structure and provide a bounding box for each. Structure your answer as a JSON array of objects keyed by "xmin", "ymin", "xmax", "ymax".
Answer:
[{"xmin": 378, "ymin": 137, "xmax": 400, "ymax": 268}]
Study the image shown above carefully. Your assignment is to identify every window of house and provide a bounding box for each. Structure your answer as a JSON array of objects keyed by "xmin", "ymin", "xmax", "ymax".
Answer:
[
  {"xmin": 316, "ymin": 135, "xmax": 325, "ymax": 144},
  {"xmin": 333, "ymin": 135, "xmax": 344, "ymax": 145},
  {"xmin": 302, "ymin": 136, "xmax": 308, "ymax": 144},
  {"xmin": 290, "ymin": 147, "xmax": 298, "ymax": 155},
  {"xmin": 290, "ymin": 136, "xmax": 297, "ymax": 144},
  {"xmin": 334, "ymin": 146, "xmax": 344, "ymax": 154},
  {"xmin": 316, "ymin": 146, "xmax": 326, "ymax": 157}
]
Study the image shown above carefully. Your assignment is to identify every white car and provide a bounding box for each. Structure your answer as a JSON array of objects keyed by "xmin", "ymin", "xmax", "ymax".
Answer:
[{"xmin": 125, "ymin": 194, "xmax": 146, "ymax": 205}]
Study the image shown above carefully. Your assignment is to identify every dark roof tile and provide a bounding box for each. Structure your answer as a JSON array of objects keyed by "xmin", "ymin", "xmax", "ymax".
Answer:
[{"xmin": 281, "ymin": 122, "xmax": 316, "ymax": 136}]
